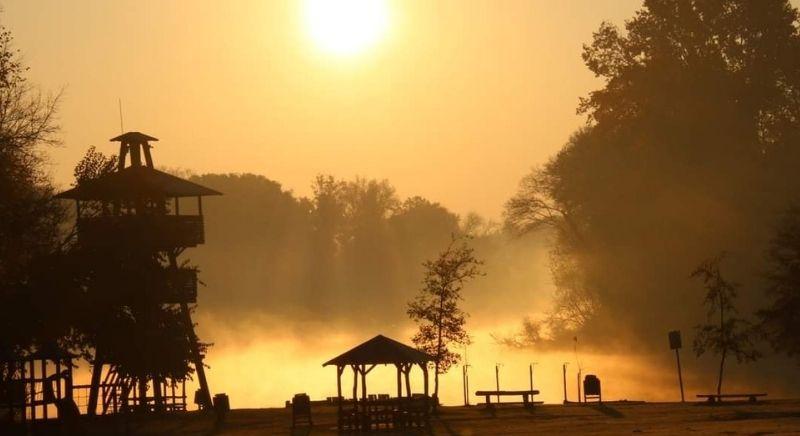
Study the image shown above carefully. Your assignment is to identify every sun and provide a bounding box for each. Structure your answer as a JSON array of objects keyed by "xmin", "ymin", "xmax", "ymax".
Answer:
[{"xmin": 304, "ymin": 0, "xmax": 390, "ymax": 57}]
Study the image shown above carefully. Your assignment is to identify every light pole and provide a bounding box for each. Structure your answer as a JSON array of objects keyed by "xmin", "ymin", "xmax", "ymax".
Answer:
[
  {"xmin": 562, "ymin": 362, "xmax": 569, "ymax": 404},
  {"xmin": 529, "ymin": 362, "xmax": 538, "ymax": 391},
  {"xmin": 462, "ymin": 364, "xmax": 471, "ymax": 406},
  {"xmin": 574, "ymin": 336, "xmax": 582, "ymax": 404},
  {"xmin": 495, "ymin": 363, "xmax": 503, "ymax": 403}
]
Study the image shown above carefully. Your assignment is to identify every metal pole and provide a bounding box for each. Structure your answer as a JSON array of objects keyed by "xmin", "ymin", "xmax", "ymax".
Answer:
[
  {"xmin": 495, "ymin": 364, "xmax": 501, "ymax": 403},
  {"xmin": 675, "ymin": 349, "xmax": 685, "ymax": 402},
  {"xmin": 462, "ymin": 366, "xmax": 466, "ymax": 406},
  {"xmin": 529, "ymin": 364, "xmax": 533, "ymax": 391},
  {"xmin": 462, "ymin": 365, "xmax": 470, "ymax": 406},
  {"xmin": 462, "ymin": 345, "xmax": 470, "ymax": 406},
  {"xmin": 562, "ymin": 363, "xmax": 569, "ymax": 404},
  {"xmin": 464, "ymin": 365, "xmax": 469, "ymax": 406},
  {"xmin": 577, "ymin": 369, "xmax": 582, "ymax": 404}
]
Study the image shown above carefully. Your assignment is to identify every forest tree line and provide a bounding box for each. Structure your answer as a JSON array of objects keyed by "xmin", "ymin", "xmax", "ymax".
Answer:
[
  {"xmin": 503, "ymin": 0, "xmax": 800, "ymax": 365},
  {"xmin": 185, "ymin": 172, "xmax": 542, "ymax": 335}
]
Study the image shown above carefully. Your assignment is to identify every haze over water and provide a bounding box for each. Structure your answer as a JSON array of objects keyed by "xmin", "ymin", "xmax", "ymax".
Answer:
[{"xmin": 158, "ymin": 326, "xmax": 777, "ymax": 409}]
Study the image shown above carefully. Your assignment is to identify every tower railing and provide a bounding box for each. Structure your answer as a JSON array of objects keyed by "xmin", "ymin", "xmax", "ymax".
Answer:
[{"xmin": 77, "ymin": 214, "xmax": 205, "ymax": 249}]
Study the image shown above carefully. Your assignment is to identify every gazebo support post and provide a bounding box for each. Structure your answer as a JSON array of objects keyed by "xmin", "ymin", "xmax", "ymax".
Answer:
[
  {"xmin": 403, "ymin": 364, "xmax": 412, "ymax": 398},
  {"xmin": 336, "ymin": 365, "xmax": 344, "ymax": 410},
  {"xmin": 360, "ymin": 365, "xmax": 367, "ymax": 400},
  {"xmin": 422, "ymin": 364, "xmax": 429, "ymax": 397},
  {"xmin": 396, "ymin": 364, "xmax": 402, "ymax": 397},
  {"xmin": 359, "ymin": 364, "xmax": 376, "ymax": 400},
  {"xmin": 422, "ymin": 363, "xmax": 432, "ymax": 415},
  {"xmin": 351, "ymin": 365, "xmax": 358, "ymax": 403}
]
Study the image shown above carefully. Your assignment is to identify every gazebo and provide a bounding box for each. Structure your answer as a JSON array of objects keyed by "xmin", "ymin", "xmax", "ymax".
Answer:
[{"xmin": 322, "ymin": 334, "xmax": 434, "ymax": 431}]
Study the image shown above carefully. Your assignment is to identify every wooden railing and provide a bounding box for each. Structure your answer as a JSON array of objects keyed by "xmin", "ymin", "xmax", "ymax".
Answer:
[
  {"xmin": 72, "ymin": 381, "xmax": 187, "ymax": 415},
  {"xmin": 77, "ymin": 215, "xmax": 205, "ymax": 249}
]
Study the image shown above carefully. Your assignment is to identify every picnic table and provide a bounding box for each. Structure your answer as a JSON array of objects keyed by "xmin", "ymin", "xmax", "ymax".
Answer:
[
  {"xmin": 696, "ymin": 393, "xmax": 767, "ymax": 403},
  {"xmin": 338, "ymin": 396, "xmax": 430, "ymax": 431},
  {"xmin": 475, "ymin": 390, "xmax": 540, "ymax": 409}
]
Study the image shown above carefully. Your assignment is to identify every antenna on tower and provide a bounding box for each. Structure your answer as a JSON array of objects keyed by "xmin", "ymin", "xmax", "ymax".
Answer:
[{"xmin": 118, "ymin": 98, "xmax": 124, "ymax": 133}]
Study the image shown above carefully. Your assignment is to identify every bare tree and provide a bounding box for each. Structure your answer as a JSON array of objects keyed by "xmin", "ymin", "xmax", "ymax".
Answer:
[
  {"xmin": 407, "ymin": 235, "xmax": 483, "ymax": 399},
  {"xmin": 505, "ymin": 165, "xmax": 580, "ymax": 240},
  {"xmin": 503, "ymin": 147, "xmax": 596, "ymax": 339},
  {"xmin": 0, "ymin": 22, "xmax": 64, "ymax": 357}
]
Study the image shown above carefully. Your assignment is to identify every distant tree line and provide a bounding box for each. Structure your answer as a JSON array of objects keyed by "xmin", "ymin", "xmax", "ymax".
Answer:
[{"xmin": 187, "ymin": 173, "xmax": 507, "ymax": 332}]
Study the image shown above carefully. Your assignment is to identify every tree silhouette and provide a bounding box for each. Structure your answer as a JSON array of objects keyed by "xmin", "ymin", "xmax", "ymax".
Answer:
[
  {"xmin": 691, "ymin": 255, "xmax": 760, "ymax": 396},
  {"xmin": 759, "ymin": 207, "xmax": 800, "ymax": 359},
  {"xmin": 505, "ymin": 0, "xmax": 800, "ymax": 346},
  {"xmin": 69, "ymin": 146, "xmax": 117, "ymax": 219},
  {"xmin": 0, "ymin": 22, "xmax": 64, "ymax": 359},
  {"xmin": 407, "ymin": 236, "xmax": 483, "ymax": 399}
]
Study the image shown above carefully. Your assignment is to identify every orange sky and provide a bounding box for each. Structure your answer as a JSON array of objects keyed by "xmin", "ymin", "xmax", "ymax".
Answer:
[{"xmin": 8, "ymin": 0, "xmax": 645, "ymax": 218}]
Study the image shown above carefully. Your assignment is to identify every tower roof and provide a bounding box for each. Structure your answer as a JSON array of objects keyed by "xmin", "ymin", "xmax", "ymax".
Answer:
[
  {"xmin": 55, "ymin": 166, "xmax": 222, "ymax": 200},
  {"xmin": 110, "ymin": 131, "xmax": 159, "ymax": 143}
]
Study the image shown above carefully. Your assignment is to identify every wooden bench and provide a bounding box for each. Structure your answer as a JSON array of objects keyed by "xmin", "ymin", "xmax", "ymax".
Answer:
[
  {"xmin": 696, "ymin": 393, "xmax": 767, "ymax": 403},
  {"xmin": 475, "ymin": 390, "xmax": 540, "ymax": 409}
]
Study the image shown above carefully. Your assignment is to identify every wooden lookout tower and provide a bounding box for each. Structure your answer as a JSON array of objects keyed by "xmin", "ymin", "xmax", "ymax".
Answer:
[{"xmin": 56, "ymin": 132, "xmax": 221, "ymax": 415}]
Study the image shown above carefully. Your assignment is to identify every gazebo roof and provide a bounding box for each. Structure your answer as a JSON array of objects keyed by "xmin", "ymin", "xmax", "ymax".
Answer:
[
  {"xmin": 323, "ymin": 334, "xmax": 434, "ymax": 367},
  {"xmin": 55, "ymin": 165, "xmax": 222, "ymax": 200}
]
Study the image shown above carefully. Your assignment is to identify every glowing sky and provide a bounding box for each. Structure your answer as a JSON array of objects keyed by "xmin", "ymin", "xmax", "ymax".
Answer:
[{"xmin": 7, "ymin": 1, "xmax": 651, "ymax": 218}]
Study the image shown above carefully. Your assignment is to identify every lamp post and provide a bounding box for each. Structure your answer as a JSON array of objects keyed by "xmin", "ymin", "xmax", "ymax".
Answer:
[
  {"xmin": 574, "ymin": 336, "xmax": 581, "ymax": 404},
  {"xmin": 495, "ymin": 363, "xmax": 503, "ymax": 403},
  {"xmin": 529, "ymin": 362, "xmax": 538, "ymax": 391},
  {"xmin": 462, "ymin": 364, "xmax": 471, "ymax": 406}
]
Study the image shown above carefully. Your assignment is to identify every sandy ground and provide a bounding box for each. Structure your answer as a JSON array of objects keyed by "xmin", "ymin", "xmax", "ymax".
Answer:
[{"xmin": 14, "ymin": 400, "xmax": 800, "ymax": 435}]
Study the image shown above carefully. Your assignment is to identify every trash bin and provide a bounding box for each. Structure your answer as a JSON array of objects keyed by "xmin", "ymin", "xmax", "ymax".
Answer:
[
  {"xmin": 583, "ymin": 375, "xmax": 601, "ymax": 403},
  {"xmin": 213, "ymin": 393, "xmax": 230, "ymax": 412},
  {"xmin": 213, "ymin": 393, "xmax": 230, "ymax": 422}
]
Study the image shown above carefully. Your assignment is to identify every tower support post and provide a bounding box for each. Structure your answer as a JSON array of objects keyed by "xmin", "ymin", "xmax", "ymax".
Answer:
[
  {"xmin": 180, "ymin": 301, "xmax": 212, "ymax": 409},
  {"xmin": 87, "ymin": 358, "xmax": 104, "ymax": 416}
]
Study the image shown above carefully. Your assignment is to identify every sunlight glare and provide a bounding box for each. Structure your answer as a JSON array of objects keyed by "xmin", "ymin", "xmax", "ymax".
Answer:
[{"xmin": 304, "ymin": 0, "xmax": 390, "ymax": 57}]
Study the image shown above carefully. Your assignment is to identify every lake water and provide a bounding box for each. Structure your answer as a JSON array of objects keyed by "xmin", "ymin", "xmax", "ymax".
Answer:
[{"xmin": 68, "ymin": 323, "xmax": 782, "ymax": 412}]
